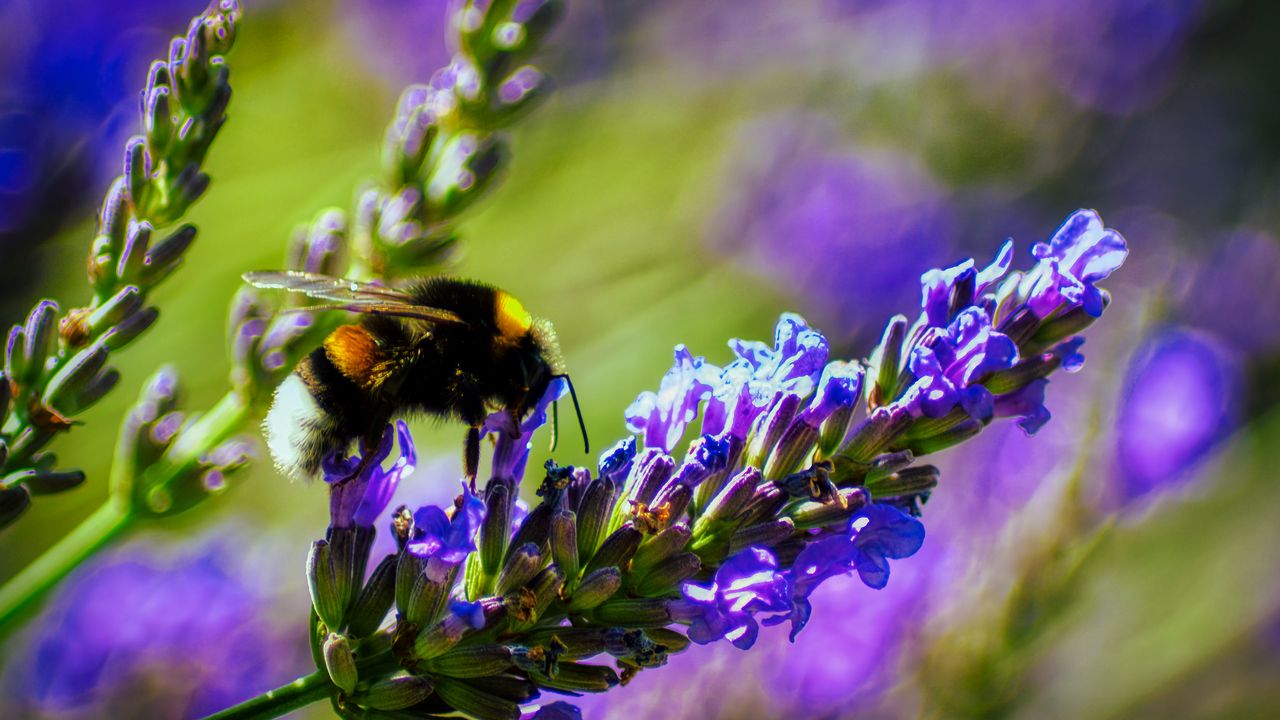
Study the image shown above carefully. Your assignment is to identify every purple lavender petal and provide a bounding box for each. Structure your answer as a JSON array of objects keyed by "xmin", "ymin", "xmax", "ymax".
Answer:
[{"xmin": 1114, "ymin": 327, "xmax": 1240, "ymax": 501}]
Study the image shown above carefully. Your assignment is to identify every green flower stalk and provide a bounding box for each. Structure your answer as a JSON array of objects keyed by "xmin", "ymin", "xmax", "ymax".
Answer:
[{"xmin": 0, "ymin": 0, "xmax": 242, "ymax": 529}]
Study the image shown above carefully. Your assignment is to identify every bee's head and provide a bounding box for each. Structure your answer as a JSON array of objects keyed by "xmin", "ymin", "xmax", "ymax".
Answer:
[{"xmin": 493, "ymin": 295, "xmax": 584, "ymax": 455}]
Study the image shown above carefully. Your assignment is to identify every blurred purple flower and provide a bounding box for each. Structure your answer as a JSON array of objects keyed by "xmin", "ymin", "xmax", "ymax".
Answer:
[
  {"xmin": 1180, "ymin": 231, "xmax": 1280, "ymax": 357},
  {"xmin": 343, "ymin": 0, "xmax": 451, "ymax": 86},
  {"xmin": 711, "ymin": 115, "xmax": 954, "ymax": 343},
  {"xmin": 1046, "ymin": 0, "xmax": 1207, "ymax": 114},
  {"xmin": 324, "ymin": 420, "xmax": 416, "ymax": 529},
  {"xmin": 673, "ymin": 546, "xmax": 791, "ymax": 650},
  {"xmin": 1114, "ymin": 327, "xmax": 1241, "ymax": 500},
  {"xmin": 2, "ymin": 539, "xmax": 298, "ymax": 719}
]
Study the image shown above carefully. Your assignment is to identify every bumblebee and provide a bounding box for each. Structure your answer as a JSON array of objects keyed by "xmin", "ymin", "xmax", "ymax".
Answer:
[{"xmin": 244, "ymin": 271, "xmax": 587, "ymax": 482}]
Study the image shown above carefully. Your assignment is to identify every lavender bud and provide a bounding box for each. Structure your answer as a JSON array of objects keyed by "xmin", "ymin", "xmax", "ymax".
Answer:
[
  {"xmin": 746, "ymin": 393, "xmax": 801, "ymax": 469},
  {"xmin": 864, "ymin": 465, "xmax": 941, "ymax": 501},
  {"xmin": 907, "ymin": 418, "xmax": 983, "ymax": 456},
  {"xmin": 307, "ymin": 540, "xmax": 344, "ymax": 630},
  {"xmin": 20, "ymin": 300, "xmax": 59, "ymax": 385},
  {"xmin": 5, "ymin": 327, "xmax": 26, "ymax": 384},
  {"xmin": 654, "ymin": 482, "xmax": 692, "ymax": 528},
  {"xmin": 394, "ymin": 550, "xmax": 427, "ymax": 618},
  {"xmin": 323, "ymin": 633, "xmax": 358, "ymax": 694},
  {"xmin": 102, "ymin": 307, "xmax": 159, "ymax": 351},
  {"xmin": 532, "ymin": 661, "xmax": 620, "ymax": 693},
  {"xmin": 566, "ymin": 567, "xmax": 620, "ymax": 612},
  {"xmin": 97, "ymin": 178, "xmax": 130, "ymax": 256},
  {"xmin": 728, "ymin": 518, "xmax": 796, "ymax": 555},
  {"xmin": 478, "ymin": 479, "xmax": 513, "ymax": 579},
  {"xmin": 629, "ymin": 450, "xmax": 675, "ymax": 508},
  {"xmin": 404, "ymin": 562, "xmax": 456, "ymax": 628},
  {"xmin": 633, "ymin": 552, "xmax": 701, "ymax": 597},
  {"xmin": 870, "ymin": 315, "xmax": 908, "ymax": 407},
  {"xmin": 762, "ymin": 420, "xmax": 819, "ymax": 480},
  {"xmin": 506, "ymin": 500, "xmax": 553, "ymax": 558},
  {"xmin": 527, "ymin": 565, "xmax": 566, "ymax": 621},
  {"xmin": 116, "ymin": 220, "xmax": 152, "ymax": 283},
  {"xmin": 597, "ymin": 436, "xmax": 637, "ymax": 484},
  {"xmin": 647, "ymin": 627, "xmax": 690, "ymax": 654},
  {"xmin": 347, "ymin": 553, "xmax": 398, "ymax": 638},
  {"xmin": 144, "ymin": 85, "xmax": 174, "ymax": 155},
  {"xmin": 425, "ymin": 644, "xmax": 514, "ymax": 678},
  {"xmin": 42, "ymin": 341, "xmax": 109, "ymax": 413},
  {"xmin": 550, "ymin": 510, "xmax": 579, "ymax": 588},
  {"xmin": 696, "ymin": 467, "xmax": 761, "ymax": 530},
  {"xmin": 983, "ymin": 352, "xmax": 1061, "ymax": 395},
  {"xmin": 425, "ymin": 132, "xmax": 509, "ymax": 218},
  {"xmin": 590, "ymin": 598, "xmax": 672, "ymax": 628},
  {"xmin": 818, "ymin": 402, "xmax": 857, "ymax": 459},
  {"xmin": 902, "ymin": 408, "xmax": 970, "ymax": 442},
  {"xmin": 125, "ymin": 138, "xmax": 151, "ymax": 211},
  {"xmin": 582, "ymin": 524, "xmax": 642, "ymax": 577},
  {"xmin": 630, "ymin": 523, "xmax": 692, "ymax": 576},
  {"xmin": 359, "ymin": 674, "xmax": 435, "ymax": 711},
  {"xmin": 86, "ymin": 287, "xmax": 143, "ymax": 334},
  {"xmin": 413, "ymin": 609, "xmax": 475, "ymax": 659},
  {"xmin": 575, "ymin": 477, "xmax": 616, "ymax": 560},
  {"xmin": 58, "ymin": 368, "xmax": 120, "ymax": 415},
  {"xmin": 433, "ymin": 678, "xmax": 518, "ymax": 720},
  {"xmin": 0, "ymin": 486, "xmax": 31, "ymax": 527},
  {"xmin": 497, "ymin": 543, "xmax": 543, "ymax": 596},
  {"xmin": 842, "ymin": 405, "xmax": 913, "ymax": 461},
  {"xmin": 862, "ymin": 449, "xmax": 916, "ymax": 485},
  {"xmin": 788, "ymin": 487, "xmax": 870, "ymax": 529},
  {"xmin": 141, "ymin": 224, "xmax": 197, "ymax": 286}
]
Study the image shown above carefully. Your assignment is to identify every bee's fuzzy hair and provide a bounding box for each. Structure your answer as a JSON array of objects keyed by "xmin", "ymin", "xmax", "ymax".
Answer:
[{"xmin": 263, "ymin": 374, "xmax": 339, "ymax": 481}]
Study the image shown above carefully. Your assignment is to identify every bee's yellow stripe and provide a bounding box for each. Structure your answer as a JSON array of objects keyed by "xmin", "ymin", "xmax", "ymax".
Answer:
[{"xmin": 495, "ymin": 291, "xmax": 532, "ymax": 339}]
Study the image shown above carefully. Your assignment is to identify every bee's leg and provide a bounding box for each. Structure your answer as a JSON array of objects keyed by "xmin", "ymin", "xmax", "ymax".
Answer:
[{"xmin": 464, "ymin": 425, "xmax": 481, "ymax": 491}]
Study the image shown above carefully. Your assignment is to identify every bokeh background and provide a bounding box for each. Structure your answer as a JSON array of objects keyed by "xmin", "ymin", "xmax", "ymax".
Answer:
[{"xmin": 2, "ymin": 0, "xmax": 1279, "ymax": 718}]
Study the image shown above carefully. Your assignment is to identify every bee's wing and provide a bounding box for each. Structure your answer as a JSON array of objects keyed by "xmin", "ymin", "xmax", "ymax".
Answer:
[{"xmin": 245, "ymin": 271, "xmax": 465, "ymax": 325}]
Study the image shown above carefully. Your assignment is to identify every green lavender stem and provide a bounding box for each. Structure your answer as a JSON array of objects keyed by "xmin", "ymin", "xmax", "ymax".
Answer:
[
  {"xmin": 0, "ymin": 389, "xmax": 251, "ymax": 634},
  {"xmin": 199, "ymin": 670, "xmax": 335, "ymax": 720}
]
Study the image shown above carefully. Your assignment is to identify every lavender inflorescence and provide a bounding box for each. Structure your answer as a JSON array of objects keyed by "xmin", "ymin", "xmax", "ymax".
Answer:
[
  {"xmin": 98, "ymin": 0, "xmax": 567, "ymax": 520},
  {"xmin": 295, "ymin": 210, "xmax": 1126, "ymax": 719},
  {"xmin": 0, "ymin": 0, "xmax": 243, "ymax": 528}
]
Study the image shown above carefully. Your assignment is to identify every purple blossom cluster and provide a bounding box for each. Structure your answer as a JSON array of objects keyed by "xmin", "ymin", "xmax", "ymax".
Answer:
[{"xmin": 282, "ymin": 210, "xmax": 1126, "ymax": 719}]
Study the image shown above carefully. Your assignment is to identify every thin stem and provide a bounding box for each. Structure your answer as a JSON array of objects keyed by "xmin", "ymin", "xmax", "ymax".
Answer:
[
  {"xmin": 0, "ymin": 499, "xmax": 133, "ymax": 631},
  {"xmin": 200, "ymin": 670, "xmax": 334, "ymax": 720}
]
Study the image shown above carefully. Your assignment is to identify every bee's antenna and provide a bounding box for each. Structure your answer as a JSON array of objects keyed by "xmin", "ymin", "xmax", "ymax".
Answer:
[{"xmin": 553, "ymin": 374, "xmax": 589, "ymax": 455}]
